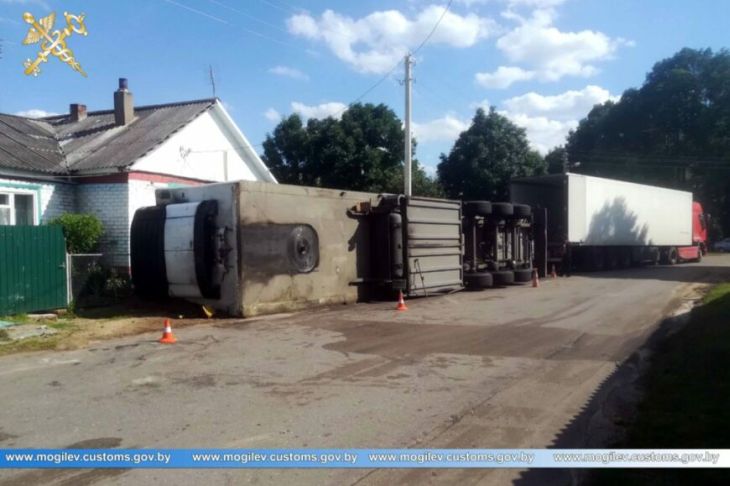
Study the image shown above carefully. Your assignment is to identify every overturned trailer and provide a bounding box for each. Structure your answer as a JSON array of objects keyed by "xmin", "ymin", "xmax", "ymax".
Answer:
[{"xmin": 130, "ymin": 181, "xmax": 464, "ymax": 316}]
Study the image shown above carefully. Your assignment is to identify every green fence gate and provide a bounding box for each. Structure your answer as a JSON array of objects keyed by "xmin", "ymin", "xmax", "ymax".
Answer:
[{"xmin": 0, "ymin": 226, "xmax": 68, "ymax": 315}]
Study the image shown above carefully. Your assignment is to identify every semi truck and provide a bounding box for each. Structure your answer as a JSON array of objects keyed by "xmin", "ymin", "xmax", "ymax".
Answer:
[
  {"xmin": 510, "ymin": 173, "xmax": 708, "ymax": 274},
  {"xmin": 129, "ymin": 174, "xmax": 705, "ymax": 317}
]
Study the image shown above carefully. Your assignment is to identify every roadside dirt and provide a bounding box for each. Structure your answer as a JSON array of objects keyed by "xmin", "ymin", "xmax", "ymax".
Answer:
[{"xmin": 0, "ymin": 298, "xmax": 249, "ymax": 355}]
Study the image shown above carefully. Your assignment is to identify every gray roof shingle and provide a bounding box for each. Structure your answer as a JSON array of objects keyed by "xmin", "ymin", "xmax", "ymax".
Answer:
[{"xmin": 0, "ymin": 98, "xmax": 216, "ymax": 175}]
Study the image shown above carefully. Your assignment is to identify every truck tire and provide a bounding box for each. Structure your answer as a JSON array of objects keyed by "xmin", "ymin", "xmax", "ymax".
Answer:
[
  {"xmin": 463, "ymin": 201, "xmax": 492, "ymax": 217},
  {"xmin": 513, "ymin": 268, "xmax": 533, "ymax": 283},
  {"xmin": 695, "ymin": 248, "xmax": 703, "ymax": 263},
  {"xmin": 464, "ymin": 272, "xmax": 493, "ymax": 289},
  {"xmin": 668, "ymin": 247, "xmax": 678, "ymax": 265},
  {"xmin": 660, "ymin": 247, "xmax": 678, "ymax": 265},
  {"xmin": 512, "ymin": 204, "xmax": 531, "ymax": 218},
  {"xmin": 492, "ymin": 270, "xmax": 515, "ymax": 285},
  {"xmin": 619, "ymin": 249, "xmax": 631, "ymax": 268},
  {"xmin": 591, "ymin": 248, "xmax": 605, "ymax": 271},
  {"xmin": 130, "ymin": 206, "xmax": 168, "ymax": 299},
  {"xmin": 491, "ymin": 203, "xmax": 514, "ymax": 217}
]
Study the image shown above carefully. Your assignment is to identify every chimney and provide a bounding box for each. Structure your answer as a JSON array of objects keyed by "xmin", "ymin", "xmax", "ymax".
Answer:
[
  {"xmin": 114, "ymin": 77, "xmax": 134, "ymax": 126},
  {"xmin": 70, "ymin": 103, "xmax": 87, "ymax": 122}
]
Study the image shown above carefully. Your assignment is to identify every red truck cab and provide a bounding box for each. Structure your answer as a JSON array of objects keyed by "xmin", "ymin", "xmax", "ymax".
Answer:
[{"xmin": 678, "ymin": 201, "xmax": 707, "ymax": 261}]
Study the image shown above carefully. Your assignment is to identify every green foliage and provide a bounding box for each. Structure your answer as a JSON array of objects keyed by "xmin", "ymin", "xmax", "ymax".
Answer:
[
  {"xmin": 49, "ymin": 213, "xmax": 104, "ymax": 254},
  {"xmin": 545, "ymin": 146, "xmax": 568, "ymax": 174},
  {"xmin": 566, "ymin": 47, "xmax": 730, "ymax": 237},
  {"xmin": 82, "ymin": 263, "xmax": 131, "ymax": 301},
  {"xmin": 262, "ymin": 103, "xmax": 443, "ymax": 197},
  {"xmin": 437, "ymin": 107, "xmax": 546, "ymax": 200},
  {"xmin": 591, "ymin": 283, "xmax": 730, "ymax": 485}
]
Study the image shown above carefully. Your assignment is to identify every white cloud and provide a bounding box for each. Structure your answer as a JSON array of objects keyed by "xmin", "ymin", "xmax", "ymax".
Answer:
[
  {"xmin": 413, "ymin": 115, "xmax": 469, "ymax": 143},
  {"xmin": 470, "ymin": 98, "xmax": 491, "ymax": 111},
  {"xmin": 493, "ymin": 9, "xmax": 629, "ymax": 84},
  {"xmin": 475, "ymin": 66, "xmax": 535, "ymax": 89},
  {"xmin": 269, "ymin": 65, "xmax": 309, "ymax": 81},
  {"xmin": 499, "ymin": 84, "xmax": 617, "ymax": 153},
  {"xmin": 502, "ymin": 112, "xmax": 576, "ymax": 153},
  {"xmin": 502, "ymin": 85, "xmax": 618, "ymax": 120},
  {"xmin": 287, "ymin": 5, "xmax": 498, "ymax": 74},
  {"xmin": 476, "ymin": 7, "xmax": 631, "ymax": 89},
  {"xmin": 291, "ymin": 101, "xmax": 348, "ymax": 120},
  {"xmin": 15, "ymin": 109, "xmax": 58, "ymax": 118},
  {"xmin": 263, "ymin": 108, "xmax": 281, "ymax": 123}
]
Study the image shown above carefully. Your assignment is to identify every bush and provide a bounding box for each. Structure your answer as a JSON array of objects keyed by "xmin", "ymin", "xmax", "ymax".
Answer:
[{"xmin": 49, "ymin": 213, "xmax": 104, "ymax": 254}]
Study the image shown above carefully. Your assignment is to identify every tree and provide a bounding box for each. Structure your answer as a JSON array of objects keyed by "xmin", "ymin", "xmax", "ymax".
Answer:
[
  {"xmin": 545, "ymin": 146, "xmax": 568, "ymax": 174},
  {"xmin": 566, "ymin": 47, "xmax": 730, "ymax": 237},
  {"xmin": 48, "ymin": 213, "xmax": 104, "ymax": 253},
  {"xmin": 262, "ymin": 103, "xmax": 443, "ymax": 197},
  {"xmin": 437, "ymin": 107, "xmax": 546, "ymax": 201}
]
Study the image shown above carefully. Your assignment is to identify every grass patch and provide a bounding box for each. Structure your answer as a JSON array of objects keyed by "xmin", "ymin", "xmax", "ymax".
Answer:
[
  {"xmin": 48, "ymin": 321, "xmax": 77, "ymax": 331},
  {"xmin": 591, "ymin": 283, "xmax": 730, "ymax": 485},
  {"xmin": 0, "ymin": 314, "xmax": 29, "ymax": 324},
  {"xmin": 0, "ymin": 335, "xmax": 62, "ymax": 356}
]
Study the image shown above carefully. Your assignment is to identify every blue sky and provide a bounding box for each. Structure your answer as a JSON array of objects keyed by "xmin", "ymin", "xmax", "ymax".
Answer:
[{"xmin": 1, "ymin": 0, "xmax": 729, "ymax": 174}]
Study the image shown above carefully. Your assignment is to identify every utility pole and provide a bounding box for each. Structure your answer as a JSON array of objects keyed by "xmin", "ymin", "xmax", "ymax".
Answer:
[
  {"xmin": 209, "ymin": 65, "xmax": 217, "ymax": 98},
  {"xmin": 404, "ymin": 53, "xmax": 413, "ymax": 197}
]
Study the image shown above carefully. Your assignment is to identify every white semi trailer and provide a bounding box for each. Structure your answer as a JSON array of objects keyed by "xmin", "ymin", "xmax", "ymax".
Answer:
[{"xmin": 510, "ymin": 173, "xmax": 707, "ymax": 273}]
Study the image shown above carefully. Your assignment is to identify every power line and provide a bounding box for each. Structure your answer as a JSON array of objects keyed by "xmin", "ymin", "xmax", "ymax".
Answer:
[
  {"xmin": 320, "ymin": 1, "xmax": 456, "ymax": 122},
  {"xmin": 413, "ymin": 0, "xmax": 454, "ymax": 55},
  {"xmin": 160, "ymin": 0, "xmax": 305, "ymax": 51},
  {"xmin": 256, "ymin": 0, "xmax": 300, "ymax": 15},
  {"xmin": 203, "ymin": 0, "xmax": 291, "ymax": 34}
]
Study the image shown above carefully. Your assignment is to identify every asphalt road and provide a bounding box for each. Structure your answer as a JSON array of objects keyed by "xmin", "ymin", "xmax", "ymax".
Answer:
[{"xmin": 1, "ymin": 255, "xmax": 729, "ymax": 486}]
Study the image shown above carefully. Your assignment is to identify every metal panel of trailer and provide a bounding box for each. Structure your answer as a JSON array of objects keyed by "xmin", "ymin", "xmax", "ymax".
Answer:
[
  {"xmin": 403, "ymin": 197, "xmax": 463, "ymax": 295},
  {"xmin": 511, "ymin": 173, "xmax": 692, "ymax": 247}
]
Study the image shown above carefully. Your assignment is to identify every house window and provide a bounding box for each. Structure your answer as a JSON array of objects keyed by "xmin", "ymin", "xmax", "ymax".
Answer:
[{"xmin": 0, "ymin": 192, "xmax": 37, "ymax": 226}]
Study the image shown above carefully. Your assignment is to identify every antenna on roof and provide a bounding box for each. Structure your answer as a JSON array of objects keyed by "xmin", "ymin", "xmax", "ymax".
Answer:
[{"xmin": 209, "ymin": 65, "xmax": 217, "ymax": 99}]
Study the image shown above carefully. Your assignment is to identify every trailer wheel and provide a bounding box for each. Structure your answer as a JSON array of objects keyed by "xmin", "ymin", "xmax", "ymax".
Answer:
[
  {"xmin": 491, "ymin": 203, "xmax": 514, "ymax": 217},
  {"xmin": 492, "ymin": 270, "xmax": 515, "ymax": 285},
  {"xmin": 512, "ymin": 204, "xmax": 531, "ymax": 218},
  {"xmin": 668, "ymin": 247, "xmax": 678, "ymax": 265},
  {"xmin": 464, "ymin": 272, "xmax": 493, "ymax": 289},
  {"xmin": 513, "ymin": 268, "xmax": 533, "ymax": 283},
  {"xmin": 619, "ymin": 249, "xmax": 631, "ymax": 268},
  {"xmin": 694, "ymin": 248, "xmax": 703, "ymax": 263},
  {"xmin": 463, "ymin": 201, "xmax": 492, "ymax": 217}
]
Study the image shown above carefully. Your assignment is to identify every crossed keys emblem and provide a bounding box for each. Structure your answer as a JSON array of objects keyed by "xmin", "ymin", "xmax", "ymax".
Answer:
[{"xmin": 22, "ymin": 11, "xmax": 88, "ymax": 77}]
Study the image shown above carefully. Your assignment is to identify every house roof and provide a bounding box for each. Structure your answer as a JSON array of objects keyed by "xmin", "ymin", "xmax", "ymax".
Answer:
[{"xmin": 0, "ymin": 99, "xmax": 217, "ymax": 175}]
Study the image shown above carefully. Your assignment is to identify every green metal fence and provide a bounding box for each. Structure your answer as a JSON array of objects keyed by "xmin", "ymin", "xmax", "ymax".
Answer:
[{"xmin": 0, "ymin": 226, "xmax": 68, "ymax": 315}]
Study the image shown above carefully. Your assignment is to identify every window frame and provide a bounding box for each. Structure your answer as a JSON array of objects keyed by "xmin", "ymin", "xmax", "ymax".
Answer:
[{"xmin": 0, "ymin": 189, "xmax": 39, "ymax": 226}]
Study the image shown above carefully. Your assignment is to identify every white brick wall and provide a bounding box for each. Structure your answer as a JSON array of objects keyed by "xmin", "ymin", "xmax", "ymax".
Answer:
[
  {"xmin": 76, "ymin": 183, "xmax": 129, "ymax": 268},
  {"xmin": 0, "ymin": 177, "xmax": 76, "ymax": 224},
  {"xmin": 76, "ymin": 180, "xmax": 194, "ymax": 269}
]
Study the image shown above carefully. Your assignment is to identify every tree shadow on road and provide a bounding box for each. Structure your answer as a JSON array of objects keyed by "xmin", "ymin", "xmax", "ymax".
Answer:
[
  {"xmin": 513, "ymin": 287, "xmax": 730, "ymax": 485},
  {"xmin": 570, "ymin": 259, "xmax": 730, "ymax": 284}
]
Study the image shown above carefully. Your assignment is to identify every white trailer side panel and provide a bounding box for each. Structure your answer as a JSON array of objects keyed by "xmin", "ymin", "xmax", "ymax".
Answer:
[{"xmin": 567, "ymin": 173, "xmax": 692, "ymax": 246}]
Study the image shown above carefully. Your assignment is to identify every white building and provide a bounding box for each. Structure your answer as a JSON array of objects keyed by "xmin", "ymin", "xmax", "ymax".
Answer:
[{"xmin": 0, "ymin": 78, "xmax": 276, "ymax": 268}]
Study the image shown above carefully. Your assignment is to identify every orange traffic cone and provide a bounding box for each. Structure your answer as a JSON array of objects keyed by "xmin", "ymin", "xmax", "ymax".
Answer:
[
  {"xmin": 532, "ymin": 268, "xmax": 540, "ymax": 288},
  {"xmin": 551, "ymin": 265, "xmax": 558, "ymax": 279},
  {"xmin": 396, "ymin": 290, "xmax": 408, "ymax": 311},
  {"xmin": 159, "ymin": 319, "xmax": 177, "ymax": 344}
]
